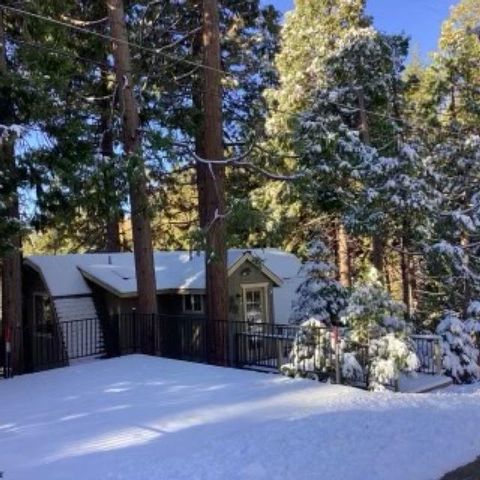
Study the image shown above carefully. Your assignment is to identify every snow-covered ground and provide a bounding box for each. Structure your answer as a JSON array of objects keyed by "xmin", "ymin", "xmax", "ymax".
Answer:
[{"xmin": 1, "ymin": 356, "xmax": 480, "ymax": 480}]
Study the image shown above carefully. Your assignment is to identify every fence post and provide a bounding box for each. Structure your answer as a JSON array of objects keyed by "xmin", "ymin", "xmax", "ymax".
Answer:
[
  {"xmin": 434, "ymin": 338, "xmax": 442, "ymax": 374},
  {"xmin": 334, "ymin": 327, "xmax": 341, "ymax": 384},
  {"xmin": 227, "ymin": 321, "xmax": 234, "ymax": 367},
  {"xmin": 117, "ymin": 314, "xmax": 121, "ymax": 356},
  {"xmin": 131, "ymin": 308, "xmax": 137, "ymax": 353},
  {"xmin": 150, "ymin": 313, "xmax": 155, "ymax": 355},
  {"xmin": 277, "ymin": 338, "xmax": 282, "ymax": 372},
  {"xmin": 4, "ymin": 338, "xmax": 11, "ymax": 379}
]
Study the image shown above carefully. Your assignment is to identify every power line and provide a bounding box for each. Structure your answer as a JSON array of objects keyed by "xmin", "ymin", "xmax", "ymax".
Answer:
[
  {"xmin": 0, "ymin": 4, "xmax": 230, "ymax": 78},
  {"xmin": 5, "ymin": 31, "xmax": 269, "ymax": 123},
  {"xmin": 2, "ymin": 4, "xmax": 476, "ymax": 145},
  {"xmin": 6, "ymin": 34, "xmax": 113, "ymax": 75}
]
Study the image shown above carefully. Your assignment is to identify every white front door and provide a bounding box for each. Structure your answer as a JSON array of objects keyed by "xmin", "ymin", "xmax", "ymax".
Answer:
[{"xmin": 243, "ymin": 286, "xmax": 267, "ymax": 325}]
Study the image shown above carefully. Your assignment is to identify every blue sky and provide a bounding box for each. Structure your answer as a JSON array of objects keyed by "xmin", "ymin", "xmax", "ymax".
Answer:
[{"xmin": 266, "ymin": 0, "xmax": 457, "ymax": 61}]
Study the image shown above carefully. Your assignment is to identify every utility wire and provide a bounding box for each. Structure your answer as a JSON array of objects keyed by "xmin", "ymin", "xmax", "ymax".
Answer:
[
  {"xmin": 6, "ymin": 34, "xmax": 113, "ymax": 75},
  {"xmin": 2, "ymin": 4, "xmax": 478, "ymax": 146},
  {"xmin": 0, "ymin": 4, "xmax": 230, "ymax": 78}
]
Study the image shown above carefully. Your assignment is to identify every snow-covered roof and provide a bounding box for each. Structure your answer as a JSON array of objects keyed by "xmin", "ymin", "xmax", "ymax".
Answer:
[{"xmin": 25, "ymin": 249, "xmax": 302, "ymax": 298}]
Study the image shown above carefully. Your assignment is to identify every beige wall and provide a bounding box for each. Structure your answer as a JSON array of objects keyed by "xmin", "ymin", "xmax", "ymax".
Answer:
[{"xmin": 228, "ymin": 259, "xmax": 275, "ymax": 323}]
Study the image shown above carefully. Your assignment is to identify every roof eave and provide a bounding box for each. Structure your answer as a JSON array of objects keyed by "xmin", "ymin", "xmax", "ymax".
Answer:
[{"xmin": 228, "ymin": 252, "xmax": 283, "ymax": 287}]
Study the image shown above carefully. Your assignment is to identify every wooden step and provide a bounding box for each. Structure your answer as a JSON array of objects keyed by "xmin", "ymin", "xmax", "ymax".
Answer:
[{"xmin": 399, "ymin": 373, "xmax": 453, "ymax": 393}]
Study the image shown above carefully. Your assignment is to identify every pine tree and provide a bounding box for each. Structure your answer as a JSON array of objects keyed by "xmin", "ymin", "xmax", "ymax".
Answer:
[
  {"xmin": 350, "ymin": 139, "xmax": 440, "ymax": 313},
  {"xmin": 292, "ymin": 22, "xmax": 409, "ymax": 281},
  {"xmin": 420, "ymin": 134, "xmax": 480, "ymax": 318},
  {"xmin": 280, "ymin": 318, "xmax": 335, "ymax": 380},
  {"xmin": 290, "ymin": 240, "xmax": 348, "ymax": 325},
  {"xmin": 436, "ymin": 310, "xmax": 480, "ymax": 383},
  {"xmin": 105, "ymin": 0, "xmax": 157, "ymax": 314},
  {"xmin": 368, "ymin": 333, "xmax": 419, "ymax": 391},
  {"xmin": 342, "ymin": 269, "xmax": 407, "ymax": 344},
  {"xmin": 9, "ymin": 0, "xmax": 129, "ymax": 253},
  {"xmin": 265, "ymin": 0, "xmax": 369, "ymax": 137},
  {"xmin": 251, "ymin": 0, "xmax": 370, "ymax": 253},
  {"xmin": 0, "ymin": 5, "xmax": 26, "ymax": 371},
  {"xmin": 343, "ymin": 269, "xmax": 419, "ymax": 389}
]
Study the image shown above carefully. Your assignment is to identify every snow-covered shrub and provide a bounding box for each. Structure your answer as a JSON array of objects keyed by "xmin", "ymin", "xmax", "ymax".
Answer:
[
  {"xmin": 436, "ymin": 311, "xmax": 480, "ymax": 384},
  {"xmin": 341, "ymin": 352, "xmax": 365, "ymax": 384},
  {"xmin": 368, "ymin": 333, "xmax": 419, "ymax": 391},
  {"xmin": 290, "ymin": 240, "xmax": 348, "ymax": 325},
  {"xmin": 281, "ymin": 318, "xmax": 336, "ymax": 380},
  {"xmin": 281, "ymin": 318, "xmax": 367, "ymax": 384},
  {"xmin": 342, "ymin": 270, "xmax": 420, "ymax": 390},
  {"xmin": 342, "ymin": 268, "xmax": 406, "ymax": 344},
  {"xmin": 465, "ymin": 301, "xmax": 480, "ymax": 336}
]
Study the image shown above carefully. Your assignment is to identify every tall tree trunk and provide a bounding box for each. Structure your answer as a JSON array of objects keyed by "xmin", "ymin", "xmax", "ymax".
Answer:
[
  {"xmin": 192, "ymin": 27, "xmax": 208, "ymax": 228},
  {"xmin": 385, "ymin": 259, "xmax": 392, "ymax": 294},
  {"xmin": 105, "ymin": 0, "xmax": 157, "ymax": 314},
  {"xmin": 461, "ymin": 234, "xmax": 471, "ymax": 317},
  {"xmin": 100, "ymin": 69, "xmax": 122, "ymax": 252},
  {"xmin": 371, "ymin": 235, "xmax": 384, "ymax": 276},
  {"xmin": 0, "ymin": 9, "xmax": 23, "ymax": 371},
  {"xmin": 409, "ymin": 255, "xmax": 418, "ymax": 314},
  {"xmin": 337, "ymin": 222, "xmax": 351, "ymax": 288},
  {"xmin": 400, "ymin": 236, "xmax": 411, "ymax": 316},
  {"xmin": 358, "ymin": 88, "xmax": 384, "ymax": 275},
  {"xmin": 201, "ymin": 0, "xmax": 228, "ymax": 363}
]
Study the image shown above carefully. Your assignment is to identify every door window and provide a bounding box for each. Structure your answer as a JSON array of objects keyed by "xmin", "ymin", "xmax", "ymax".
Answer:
[{"xmin": 244, "ymin": 288, "xmax": 266, "ymax": 328}]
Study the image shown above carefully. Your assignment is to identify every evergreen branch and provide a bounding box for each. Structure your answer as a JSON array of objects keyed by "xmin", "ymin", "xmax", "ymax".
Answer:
[
  {"xmin": 59, "ymin": 15, "xmax": 108, "ymax": 27},
  {"xmin": 1, "ymin": 4, "xmax": 230, "ymax": 78},
  {"xmin": 175, "ymin": 142, "xmax": 305, "ymax": 181}
]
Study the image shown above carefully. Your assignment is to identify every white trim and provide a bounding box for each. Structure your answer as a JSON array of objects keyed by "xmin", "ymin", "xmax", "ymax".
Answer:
[
  {"xmin": 229, "ymin": 253, "xmax": 283, "ymax": 287},
  {"xmin": 241, "ymin": 282, "xmax": 270, "ymax": 323}
]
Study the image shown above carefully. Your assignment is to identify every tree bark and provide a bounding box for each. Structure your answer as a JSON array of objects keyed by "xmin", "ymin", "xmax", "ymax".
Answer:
[
  {"xmin": 0, "ymin": 9, "xmax": 23, "ymax": 371},
  {"xmin": 99, "ymin": 69, "xmax": 122, "ymax": 252},
  {"xmin": 337, "ymin": 222, "xmax": 351, "ymax": 288},
  {"xmin": 192, "ymin": 26, "xmax": 208, "ymax": 228},
  {"xmin": 400, "ymin": 236, "xmax": 411, "ymax": 316},
  {"xmin": 201, "ymin": 0, "xmax": 228, "ymax": 363},
  {"xmin": 358, "ymin": 88, "xmax": 384, "ymax": 275},
  {"xmin": 371, "ymin": 235, "xmax": 384, "ymax": 276},
  {"xmin": 105, "ymin": 0, "xmax": 157, "ymax": 314},
  {"xmin": 409, "ymin": 255, "xmax": 418, "ymax": 313},
  {"xmin": 460, "ymin": 234, "xmax": 471, "ymax": 317}
]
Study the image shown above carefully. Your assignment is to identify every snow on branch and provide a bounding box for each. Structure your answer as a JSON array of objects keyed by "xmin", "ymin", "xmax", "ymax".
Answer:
[
  {"xmin": 0, "ymin": 124, "xmax": 24, "ymax": 141},
  {"xmin": 175, "ymin": 142, "xmax": 305, "ymax": 181},
  {"xmin": 155, "ymin": 27, "xmax": 202, "ymax": 54},
  {"xmin": 59, "ymin": 15, "xmax": 108, "ymax": 27}
]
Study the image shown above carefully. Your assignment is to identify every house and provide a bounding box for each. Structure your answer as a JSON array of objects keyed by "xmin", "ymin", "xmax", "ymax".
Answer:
[{"xmin": 22, "ymin": 249, "xmax": 304, "ymax": 366}]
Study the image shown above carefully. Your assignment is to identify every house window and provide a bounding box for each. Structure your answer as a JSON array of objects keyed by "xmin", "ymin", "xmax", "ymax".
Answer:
[
  {"xmin": 34, "ymin": 293, "xmax": 55, "ymax": 335},
  {"xmin": 182, "ymin": 294, "xmax": 204, "ymax": 314}
]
